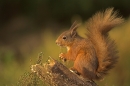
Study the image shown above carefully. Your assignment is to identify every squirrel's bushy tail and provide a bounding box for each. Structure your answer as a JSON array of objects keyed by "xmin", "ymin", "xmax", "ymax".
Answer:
[{"xmin": 86, "ymin": 8, "xmax": 124, "ymax": 79}]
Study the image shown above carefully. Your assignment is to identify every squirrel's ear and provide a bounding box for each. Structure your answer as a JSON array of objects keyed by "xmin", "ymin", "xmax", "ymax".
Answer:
[
  {"xmin": 70, "ymin": 21, "xmax": 79, "ymax": 37},
  {"xmin": 71, "ymin": 29, "xmax": 77, "ymax": 38}
]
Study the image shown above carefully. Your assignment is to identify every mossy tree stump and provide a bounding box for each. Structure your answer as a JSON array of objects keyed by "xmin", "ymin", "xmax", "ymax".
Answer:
[{"xmin": 31, "ymin": 57, "xmax": 97, "ymax": 86}]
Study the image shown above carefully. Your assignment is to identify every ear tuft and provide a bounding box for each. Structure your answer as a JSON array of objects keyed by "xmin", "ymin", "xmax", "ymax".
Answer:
[{"xmin": 70, "ymin": 21, "xmax": 80, "ymax": 37}]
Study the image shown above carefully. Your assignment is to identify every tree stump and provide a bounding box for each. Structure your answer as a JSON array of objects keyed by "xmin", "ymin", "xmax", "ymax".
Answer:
[{"xmin": 31, "ymin": 57, "xmax": 97, "ymax": 86}]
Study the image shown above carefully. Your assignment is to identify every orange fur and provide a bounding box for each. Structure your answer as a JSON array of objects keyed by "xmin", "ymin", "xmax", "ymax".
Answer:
[{"xmin": 56, "ymin": 8, "xmax": 124, "ymax": 80}]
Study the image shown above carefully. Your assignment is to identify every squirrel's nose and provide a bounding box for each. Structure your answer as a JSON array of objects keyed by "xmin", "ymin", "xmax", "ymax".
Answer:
[
  {"xmin": 55, "ymin": 40, "xmax": 58, "ymax": 44},
  {"xmin": 55, "ymin": 40, "xmax": 61, "ymax": 46}
]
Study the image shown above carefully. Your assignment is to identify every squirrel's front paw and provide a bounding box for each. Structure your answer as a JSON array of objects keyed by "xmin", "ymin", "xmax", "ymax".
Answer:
[{"xmin": 59, "ymin": 53, "xmax": 67, "ymax": 62}]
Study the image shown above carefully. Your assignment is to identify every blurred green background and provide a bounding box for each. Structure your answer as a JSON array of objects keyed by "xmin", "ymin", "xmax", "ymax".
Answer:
[{"xmin": 0, "ymin": 0, "xmax": 130, "ymax": 86}]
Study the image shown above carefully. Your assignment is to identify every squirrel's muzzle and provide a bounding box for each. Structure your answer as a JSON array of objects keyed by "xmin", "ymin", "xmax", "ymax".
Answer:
[
  {"xmin": 55, "ymin": 40, "xmax": 60, "ymax": 46},
  {"xmin": 56, "ymin": 39, "xmax": 63, "ymax": 46}
]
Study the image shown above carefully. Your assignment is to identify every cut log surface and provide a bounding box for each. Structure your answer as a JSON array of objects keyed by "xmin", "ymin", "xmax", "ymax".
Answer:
[{"xmin": 31, "ymin": 58, "xmax": 97, "ymax": 86}]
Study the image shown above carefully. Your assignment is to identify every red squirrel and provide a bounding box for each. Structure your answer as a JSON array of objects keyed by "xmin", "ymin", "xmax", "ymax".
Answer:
[{"xmin": 56, "ymin": 8, "xmax": 124, "ymax": 80}]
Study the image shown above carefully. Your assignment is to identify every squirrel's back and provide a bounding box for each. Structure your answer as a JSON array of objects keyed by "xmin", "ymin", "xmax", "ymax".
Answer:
[{"xmin": 86, "ymin": 8, "xmax": 124, "ymax": 79}]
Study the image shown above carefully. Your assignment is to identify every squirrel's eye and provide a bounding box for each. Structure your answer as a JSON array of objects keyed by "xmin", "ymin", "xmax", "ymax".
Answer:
[{"xmin": 62, "ymin": 36, "xmax": 67, "ymax": 40}]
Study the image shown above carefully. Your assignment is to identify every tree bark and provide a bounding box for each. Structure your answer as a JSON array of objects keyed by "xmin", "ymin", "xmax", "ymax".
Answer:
[{"xmin": 31, "ymin": 57, "xmax": 97, "ymax": 86}]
